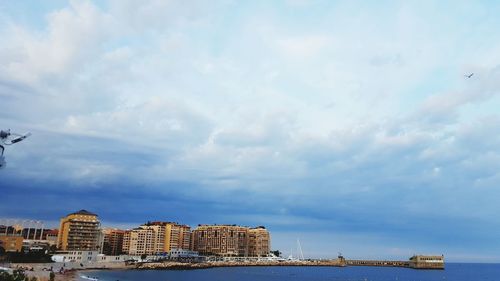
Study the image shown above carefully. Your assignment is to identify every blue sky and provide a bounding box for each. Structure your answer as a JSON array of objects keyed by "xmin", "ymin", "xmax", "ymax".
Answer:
[{"xmin": 1, "ymin": 0, "xmax": 500, "ymax": 262}]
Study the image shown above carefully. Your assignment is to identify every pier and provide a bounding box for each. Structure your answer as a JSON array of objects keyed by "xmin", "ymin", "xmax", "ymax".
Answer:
[
  {"xmin": 345, "ymin": 255, "xmax": 444, "ymax": 269},
  {"xmin": 134, "ymin": 255, "xmax": 444, "ymax": 270}
]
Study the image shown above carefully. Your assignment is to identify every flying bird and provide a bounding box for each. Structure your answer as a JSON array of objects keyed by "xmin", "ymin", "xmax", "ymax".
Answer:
[{"xmin": 465, "ymin": 73, "xmax": 474, "ymax": 78}]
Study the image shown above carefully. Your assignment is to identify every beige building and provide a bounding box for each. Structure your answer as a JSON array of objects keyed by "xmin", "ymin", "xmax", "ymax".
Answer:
[
  {"xmin": 163, "ymin": 222, "xmax": 191, "ymax": 251},
  {"xmin": 248, "ymin": 226, "xmax": 271, "ymax": 257},
  {"xmin": 123, "ymin": 225, "xmax": 158, "ymax": 255},
  {"xmin": 191, "ymin": 225, "xmax": 270, "ymax": 257},
  {"xmin": 57, "ymin": 210, "xmax": 102, "ymax": 252},
  {"xmin": 122, "ymin": 222, "xmax": 191, "ymax": 255}
]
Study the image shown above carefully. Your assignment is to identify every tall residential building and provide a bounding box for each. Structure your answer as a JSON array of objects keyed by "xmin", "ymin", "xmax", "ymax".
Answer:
[
  {"xmin": 122, "ymin": 222, "xmax": 191, "ymax": 255},
  {"xmin": 163, "ymin": 222, "xmax": 191, "ymax": 251},
  {"xmin": 103, "ymin": 228, "xmax": 126, "ymax": 256},
  {"xmin": 191, "ymin": 225, "xmax": 270, "ymax": 257},
  {"xmin": 57, "ymin": 210, "xmax": 102, "ymax": 252},
  {"xmin": 248, "ymin": 226, "xmax": 271, "ymax": 257},
  {"xmin": 122, "ymin": 225, "xmax": 159, "ymax": 255}
]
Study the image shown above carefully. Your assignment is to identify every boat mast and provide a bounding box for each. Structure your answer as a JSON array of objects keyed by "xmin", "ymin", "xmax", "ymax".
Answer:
[{"xmin": 297, "ymin": 238, "xmax": 304, "ymax": 260}]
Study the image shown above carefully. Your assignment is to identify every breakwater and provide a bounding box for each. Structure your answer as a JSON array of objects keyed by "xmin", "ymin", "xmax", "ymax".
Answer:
[
  {"xmin": 136, "ymin": 260, "xmax": 346, "ymax": 270},
  {"xmin": 135, "ymin": 255, "xmax": 444, "ymax": 270},
  {"xmin": 346, "ymin": 259, "xmax": 409, "ymax": 267},
  {"xmin": 82, "ymin": 263, "xmax": 500, "ymax": 281}
]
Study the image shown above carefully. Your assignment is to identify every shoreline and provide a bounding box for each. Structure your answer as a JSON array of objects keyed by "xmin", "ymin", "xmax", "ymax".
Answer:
[
  {"xmin": 5, "ymin": 257, "xmax": 445, "ymax": 280},
  {"xmin": 6, "ymin": 267, "xmax": 78, "ymax": 281},
  {"xmin": 8, "ymin": 262, "xmax": 133, "ymax": 281}
]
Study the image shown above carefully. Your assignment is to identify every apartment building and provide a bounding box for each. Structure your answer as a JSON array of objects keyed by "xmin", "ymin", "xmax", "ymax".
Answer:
[
  {"xmin": 103, "ymin": 228, "xmax": 126, "ymax": 256},
  {"xmin": 122, "ymin": 222, "xmax": 191, "ymax": 255},
  {"xmin": 248, "ymin": 226, "xmax": 271, "ymax": 257},
  {"xmin": 57, "ymin": 210, "xmax": 102, "ymax": 252},
  {"xmin": 191, "ymin": 225, "xmax": 270, "ymax": 257}
]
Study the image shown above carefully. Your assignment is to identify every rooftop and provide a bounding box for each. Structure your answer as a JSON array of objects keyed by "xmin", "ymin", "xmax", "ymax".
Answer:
[{"xmin": 69, "ymin": 210, "xmax": 98, "ymax": 216}]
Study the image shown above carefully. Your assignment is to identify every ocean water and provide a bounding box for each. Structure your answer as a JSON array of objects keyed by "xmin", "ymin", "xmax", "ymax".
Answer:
[{"xmin": 82, "ymin": 263, "xmax": 500, "ymax": 281}]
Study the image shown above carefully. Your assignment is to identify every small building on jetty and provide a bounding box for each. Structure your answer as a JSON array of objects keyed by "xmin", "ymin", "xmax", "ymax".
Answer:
[
  {"xmin": 346, "ymin": 255, "xmax": 445, "ymax": 270},
  {"xmin": 409, "ymin": 255, "xmax": 445, "ymax": 269}
]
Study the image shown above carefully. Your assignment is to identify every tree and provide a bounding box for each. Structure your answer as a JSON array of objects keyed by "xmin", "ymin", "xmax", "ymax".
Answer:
[
  {"xmin": 0, "ymin": 269, "xmax": 36, "ymax": 281},
  {"xmin": 5, "ymin": 251, "xmax": 53, "ymax": 263},
  {"xmin": 271, "ymin": 250, "xmax": 281, "ymax": 257}
]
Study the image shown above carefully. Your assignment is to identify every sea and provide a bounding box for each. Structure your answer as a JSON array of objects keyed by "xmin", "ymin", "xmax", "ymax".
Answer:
[{"xmin": 80, "ymin": 263, "xmax": 500, "ymax": 281}]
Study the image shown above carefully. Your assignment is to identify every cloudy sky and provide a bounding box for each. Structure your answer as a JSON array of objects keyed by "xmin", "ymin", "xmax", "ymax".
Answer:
[{"xmin": 1, "ymin": 0, "xmax": 500, "ymax": 262}]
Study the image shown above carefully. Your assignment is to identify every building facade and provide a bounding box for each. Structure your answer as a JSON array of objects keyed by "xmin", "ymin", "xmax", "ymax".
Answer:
[
  {"xmin": 122, "ymin": 222, "xmax": 191, "ymax": 255},
  {"xmin": 0, "ymin": 235, "xmax": 23, "ymax": 252},
  {"xmin": 103, "ymin": 228, "xmax": 125, "ymax": 256},
  {"xmin": 45, "ymin": 229, "xmax": 59, "ymax": 246},
  {"xmin": 163, "ymin": 222, "xmax": 191, "ymax": 251},
  {"xmin": 51, "ymin": 250, "xmax": 128, "ymax": 263},
  {"xmin": 122, "ymin": 225, "xmax": 158, "ymax": 255},
  {"xmin": 57, "ymin": 210, "xmax": 102, "ymax": 252},
  {"xmin": 191, "ymin": 225, "xmax": 270, "ymax": 257},
  {"xmin": 248, "ymin": 227, "xmax": 271, "ymax": 257},
  {"xmin": 409, "ymin": 255, "xmax": 445, "ymax": 269}
]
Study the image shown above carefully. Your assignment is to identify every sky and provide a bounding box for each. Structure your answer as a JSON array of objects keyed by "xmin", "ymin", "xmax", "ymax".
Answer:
[{"xmin": 1, "ymin": 0, "xmax": 500, "ymax": 262}]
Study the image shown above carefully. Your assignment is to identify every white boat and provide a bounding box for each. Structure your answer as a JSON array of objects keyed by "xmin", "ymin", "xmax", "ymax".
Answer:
[
  {"xmin": 0, "ymin": 266, "xmax": 13, "ymax": 272},
  {"xmin": 80, "ymin": 275, "xmax": 99, "ymax": 281}
]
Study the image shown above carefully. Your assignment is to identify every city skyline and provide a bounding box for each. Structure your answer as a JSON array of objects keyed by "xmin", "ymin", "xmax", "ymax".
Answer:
[
  {"xmin": 1, "ymin": 210, "xmax": 272, "ymax": 259},
  {"xmin": 1, "ymin": 1, "xmax": 500, "ymax": 263}
]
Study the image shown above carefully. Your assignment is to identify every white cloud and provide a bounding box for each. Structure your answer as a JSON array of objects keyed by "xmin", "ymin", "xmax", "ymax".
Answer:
[
  {"xmin": 2, "ymin": 0, "xmax": 500, "ymax": 261},
  {"xmin": 0, "ymin": 0, "xmax": 112, "ymax": 84},
  {"xmin": 1, "ymin": 0, "xmax": 500, "ymax": 194},
  {"xmin": 275, "ymin": 35, "xmax": 332, "ymax": 59}
]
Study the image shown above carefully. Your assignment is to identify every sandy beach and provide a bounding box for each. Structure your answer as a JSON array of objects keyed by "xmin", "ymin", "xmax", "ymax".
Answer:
[
  {"xmin": 8, "ymin": 263, "xmax": 76, "ymax": 281},
  {"xmin": 8, "ymin": 262, "xmax": 131, "ymax": 281}
]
